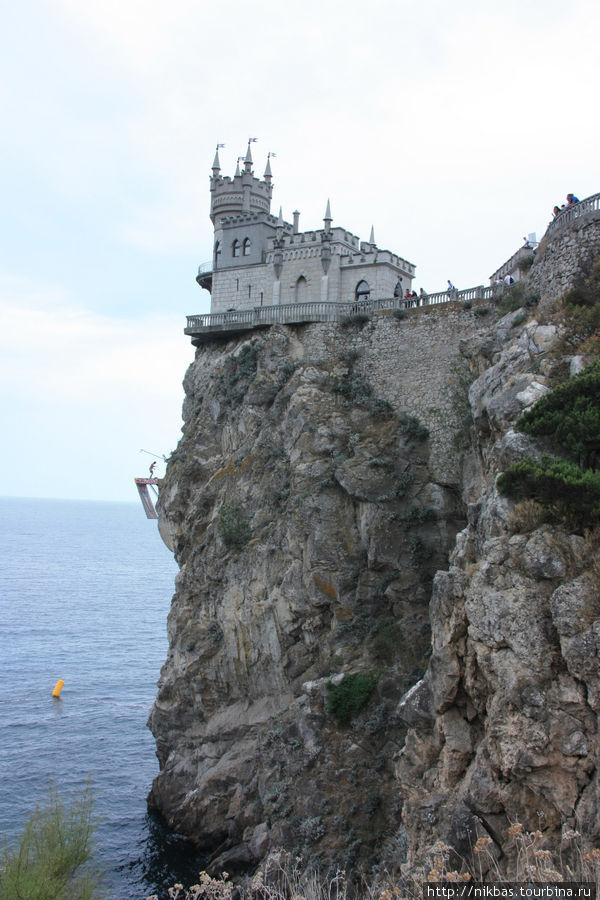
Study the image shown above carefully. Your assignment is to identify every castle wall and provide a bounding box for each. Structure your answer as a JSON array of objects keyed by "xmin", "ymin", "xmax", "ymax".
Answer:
[
  {"xmin": 292, "ymin": 302, "xmax": 484, "ymax": 484},
  {"xmin": 211, "ymin": 264, "xmax": 273, "ymax": 311},
  {"xmin": 529, "ymin": 204, "xmax": 600, "ymax": 310}
]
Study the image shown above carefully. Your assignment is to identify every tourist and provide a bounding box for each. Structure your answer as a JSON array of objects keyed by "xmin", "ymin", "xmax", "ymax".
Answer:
[
  {"xmin": 419, "ymin": 288, "xmax": 428, "ymax": 305},
  {"xmin": 553, "ymin": 205, "xmax": 561, "ymax": 218},
  {"xmin": 566, "ymin": 193, "xmax": 580, "ymax": 205},
  {"xmin": 504, "ymin": 273, "xmax": 514, "ymax": 286}
]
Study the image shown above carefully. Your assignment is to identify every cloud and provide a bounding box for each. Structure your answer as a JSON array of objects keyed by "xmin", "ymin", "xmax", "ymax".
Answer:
[{"xmin": 0, "ymin": 275, "xmax": 189, "ymax": 500}]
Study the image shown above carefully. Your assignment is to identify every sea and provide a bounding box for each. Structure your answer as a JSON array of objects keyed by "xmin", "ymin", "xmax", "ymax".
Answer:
[{"xmin": 0, "ymin": 496, "xmax": 207, "ymax": 899}]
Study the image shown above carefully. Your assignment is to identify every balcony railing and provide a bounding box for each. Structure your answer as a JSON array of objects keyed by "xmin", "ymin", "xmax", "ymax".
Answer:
[{"xmin": 185, "ymin": 287, "xmax": 495, "ymax": 341}]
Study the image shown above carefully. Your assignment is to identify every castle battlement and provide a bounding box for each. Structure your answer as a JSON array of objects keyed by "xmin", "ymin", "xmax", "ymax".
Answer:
[
  {"xmin": 203, "ymin": 144, "xmax": 416, "ymax": 315},
  {"xmin": 193, "ymin": 146, "xmax": 600, "ymax": 343}
]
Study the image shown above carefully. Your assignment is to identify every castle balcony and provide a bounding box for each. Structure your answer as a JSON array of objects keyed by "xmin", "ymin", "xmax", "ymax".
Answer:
[
  {"xmin": 184, "ymin": 288, "xmax": 494, "ymax": 344},
  {"xmin": 196, "ymin": 260, "xmax": 213, "ymax": 292}
]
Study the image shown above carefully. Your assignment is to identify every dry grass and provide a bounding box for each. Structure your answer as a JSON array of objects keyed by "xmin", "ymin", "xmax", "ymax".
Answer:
[{"xmin": 147, "ymin": 826, "xmax": 600, "ymax": 900}]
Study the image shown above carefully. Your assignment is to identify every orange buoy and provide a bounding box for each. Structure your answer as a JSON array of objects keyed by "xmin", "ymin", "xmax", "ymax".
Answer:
[{"xmin": 52, "ymin": 679, "xmax": 64, "ymax": 698}]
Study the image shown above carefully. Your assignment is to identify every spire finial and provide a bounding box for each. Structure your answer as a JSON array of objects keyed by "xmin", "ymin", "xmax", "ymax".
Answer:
[
  {"xmin": 235, "ymin": 156, "xmax": 243, "ymax": 177},
  {"xmin": 264, "ymin": 151, "xmax": 275, "ymax": 181},
  {"xmin": 212, "ymin": 143, "xmax": 224, "ymax": 172},
  {"xmin": 245, "ymin": 138, "xmax": 257, "ymax": 171},
  {"xmin": 369, "ymin": 225, "xmax": 375, "ymax": 244}
]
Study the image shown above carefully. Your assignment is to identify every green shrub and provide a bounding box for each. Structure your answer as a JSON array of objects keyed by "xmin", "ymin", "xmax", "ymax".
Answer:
[
  {"xmin": 369, "ymin": 617, "xmax": 402, "ymax": 662},
  {"xmin": 0, "ymin": 784, "xmax": 99, "ymax": 900},
  {"xmin": 398, "ymin": 504, "xmax": 437, "ymax": 526},
  {"xmin": 218, "ymin": 502, "xmax": 251, "ymax": 550},
  {"xmin": 515, "ymin": 361, "xmax": 600, "ymax": 468},
  {"xmin": 215, "ymin": 343, "xmax": 258, "ymax": 405},
  {"xmin": 398, "ymin": 414, "xmax": 429, "ymax": 440},
  {"xmin": 462, "ymin": 300, "xmax": 472, "ymax": 310},
  {"xmin": 518, "ymin": 252, "xmax": 535, "ymax": 273},
  {"xmin": 496, "ymin": 281, "xmax": 539, "ymax": 314},
  {"xmin": 393, "ymin": 308, "xmax": 407, "ymax": 321},
  {"xmin": 326, "ymin": 673, "xmax": 377, "ymax": 725},
  {"xmin": 473, "ymin": 306, "xmax": 490, "ymax": 317},
  {"xmin": 409, "ymin": 535, "xmax": 434, "ymax": 569},
  {"xmin": 511, "ymin": 313, "xmax": 527, "ymax": 328},
  {"xmin": 340, "ymin": 312, "xmax": 371, "ymax": 326},
  {"xmin": 329, "ymin": 371, "xmax": 392, "ymax": 418},
  {"xmin": 497, "ymin": 455, "xmax": 600, "ymax": 528}
]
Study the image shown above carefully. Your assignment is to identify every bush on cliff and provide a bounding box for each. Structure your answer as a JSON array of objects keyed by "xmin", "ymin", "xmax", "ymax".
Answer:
[
  {"xmin": 218, "ymin": 502, "xmax": 251, "ymax": 551},
  {"xmin": 326, "ymin": 673, "xmax": 377, "ymax": 726},
  {"xmin": 216, "ymin": 343, "xmax": 258, "ymax": 405},
  {"xmin": 497, "ymin": 455, "xmax": 600, "ymax": 528},
  {"xmin": 515, "ymin": 361, "xmax": 600, "ymax": 468}
]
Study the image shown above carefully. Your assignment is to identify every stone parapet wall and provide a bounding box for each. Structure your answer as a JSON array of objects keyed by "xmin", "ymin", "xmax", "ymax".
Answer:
[{"xmin": 529, "ymin": 204, "xmax": 600, "ymax": 309}]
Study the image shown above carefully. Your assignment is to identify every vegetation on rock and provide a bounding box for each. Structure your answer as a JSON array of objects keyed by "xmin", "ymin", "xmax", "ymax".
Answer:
[
  {"xmin": 0, "ymin": 784, "xmax": 99, "ymax": 900},
  {"xmin": 218, "ymin": 502, "xmax": 251, "ymax": 550},
  {"xmin": 326, "ymin": 673, "xmax": 377, "ymax": 725},
  {"xmin": 515, "ymin": 361, "xmax": 600, "ymax": 467}
]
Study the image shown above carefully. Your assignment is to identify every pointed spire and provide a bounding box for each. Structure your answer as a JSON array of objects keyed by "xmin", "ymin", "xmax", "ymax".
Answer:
[
  {"xmin": 264, "ymin": 155, "xmax": 272, "ymax": 180},
  {"xmin": 244, "ymin": 138, "xmax": 257, "ymax": 173},
  {"xmin": 235, "ymin": 158, "xmax": 242, "ymax": 177},
  {"xmin": 212, "ymin": 146, "xmax": 221, "ymax": 172},
  {"xmin": 278, "ymin": 205, "xmax": 283, "ymax": 226},
  {"xmin": 370, "ymin": 225, "xmax": 375, "ymax": 244},
  {"xmin": 324, "ymin": 198, "xmax": 332, "ymax": 233}
]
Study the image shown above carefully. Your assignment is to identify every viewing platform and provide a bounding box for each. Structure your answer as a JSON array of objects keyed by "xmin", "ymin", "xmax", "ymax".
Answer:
[{"xmin": 184, "ymin": 286, "xmax": 495, "ymax": 344}]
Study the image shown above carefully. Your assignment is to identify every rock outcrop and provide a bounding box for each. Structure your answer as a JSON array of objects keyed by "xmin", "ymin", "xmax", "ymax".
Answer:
[
  {"xmin": 149, "ymin": 305, "xmax": 599, "ymax": 877},
  {"xmin": 149, "ymin": 323, "xmax": 465, "ymax": 871},
  {"xmin": 396, "ymin": 313, "xmax": 599, "ymax": 873}
]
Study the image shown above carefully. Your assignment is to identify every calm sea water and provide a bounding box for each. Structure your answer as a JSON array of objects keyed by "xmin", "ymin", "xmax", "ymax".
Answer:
[{"xmin": 0, "ymin": 497, "xmax": 206, "ymax": 898}]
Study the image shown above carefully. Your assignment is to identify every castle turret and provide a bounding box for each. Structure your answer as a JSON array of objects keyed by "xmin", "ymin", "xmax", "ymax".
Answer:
[{"xmin": 209, "ymin": 140, "xmax": 274, "ymax": 224}]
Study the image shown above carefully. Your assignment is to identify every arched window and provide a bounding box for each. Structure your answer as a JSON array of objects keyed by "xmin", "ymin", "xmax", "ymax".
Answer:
[
  {"xmin": 295, "ymin": 275, "xmax": 308, "ymax": 303},
  {"xmin": 393, "ymin": 279, "xmax": 403, "ymax": 297},
  {"xmin": 243, "ymin": 238, "xmax": 251, "ymax": 256},
  {"xmin": 232, "ymin": 239, "xmax": 241, "ymax": 258},
  {"xmin": 214, "ymin": 241, "xmax": 221, "ymax": 268},
  {"xmin": 356, "ymin": 280, "xmax": 370, "ymax": 302}
]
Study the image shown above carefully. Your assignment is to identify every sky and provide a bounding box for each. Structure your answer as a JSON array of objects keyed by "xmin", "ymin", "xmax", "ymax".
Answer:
[{"xmin": 1, "ymin": 0, "xmax": 598, "ymax": 502}]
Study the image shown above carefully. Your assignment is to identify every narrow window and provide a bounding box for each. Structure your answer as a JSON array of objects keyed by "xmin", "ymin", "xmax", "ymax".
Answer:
[
  {"xmin": 295, "ymin": 275, "xmax": 308, "ymax": 303},
  {"xmin": 214, "ymin": 241, "xmax": 221, "ymax": 268},
  {"xmin": 243, "ymin": 238, "xmax": 251, "ymax": 256},
  {"xmin": 356, "ymin": 280, "xmax": 370, "ymax": 302},
  {"xmin": 232, "ymin": 239, "xmax": 241, "ymax": 258}
]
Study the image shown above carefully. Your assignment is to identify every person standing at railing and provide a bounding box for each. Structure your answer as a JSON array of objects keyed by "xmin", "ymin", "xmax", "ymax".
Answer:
[
  {"xmin": 419, "ymin": 288, "xmax": 428, "ymax": 305},
  {"xmin": 447, "ymin": 280, "xmax": 458, "ymax": 300},
  {"xmin": 566, "ymin": 193, "xmax": 580, "ymax": 205}
]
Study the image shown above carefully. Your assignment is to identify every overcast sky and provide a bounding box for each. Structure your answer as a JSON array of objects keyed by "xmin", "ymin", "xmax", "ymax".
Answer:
[{"xmin": 1, "ymin": 0, "xmax": 598, "ymax": 503}]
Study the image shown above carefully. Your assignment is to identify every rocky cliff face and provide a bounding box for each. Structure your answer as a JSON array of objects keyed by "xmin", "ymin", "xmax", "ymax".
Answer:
[
  {"xmin": 396, "ymin": 313, "xmax": 599, "ymax": 874},
  {"xmin": 148, "ymin": 322, "xmax": 464, "ymax": 872},
  {"xmin": 149, "ymin": 306, "xmax": 599, "ymax": 877}
]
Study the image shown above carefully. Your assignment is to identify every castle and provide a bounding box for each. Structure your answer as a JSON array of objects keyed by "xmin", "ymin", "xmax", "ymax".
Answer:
[{"xmin": 197, "ymin": 142, "xmax": 415, "ymax": 312}]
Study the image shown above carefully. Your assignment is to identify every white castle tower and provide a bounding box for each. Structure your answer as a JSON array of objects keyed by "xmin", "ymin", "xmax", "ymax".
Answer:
[{"xmin": 198, "ymin": 143, "xmax": 415, "ymax": 312}]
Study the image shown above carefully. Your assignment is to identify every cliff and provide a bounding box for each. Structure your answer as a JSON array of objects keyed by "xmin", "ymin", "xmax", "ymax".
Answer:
[
  {"xmin": 148, "ymin": 311, "xmax": 474, "ymax": 872},
  {"xmin": 148, "ymin": 231, "xmax": 600, "ymax": 880}
]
